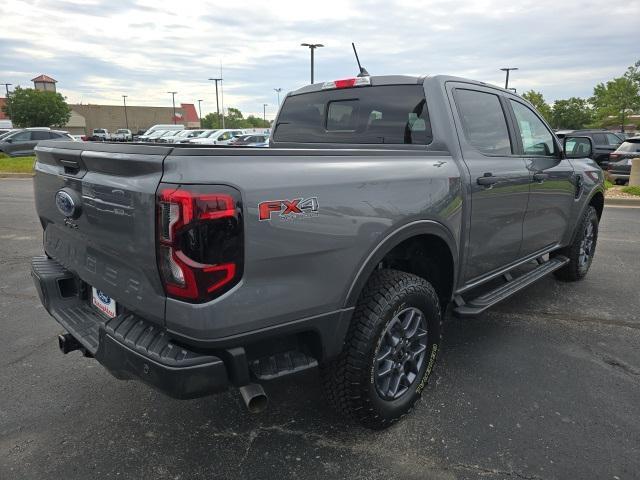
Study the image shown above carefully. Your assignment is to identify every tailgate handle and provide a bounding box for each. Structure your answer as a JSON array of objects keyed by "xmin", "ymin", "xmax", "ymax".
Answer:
[{"xmin": 59, "ymin": 159, "xmax": 81, "ymax": 174}]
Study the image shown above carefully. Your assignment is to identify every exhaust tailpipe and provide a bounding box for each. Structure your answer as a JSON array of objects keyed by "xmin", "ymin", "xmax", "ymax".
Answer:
[{"xmin": 239, "ymin": 383, "xmax": 268, "ymax": 413}]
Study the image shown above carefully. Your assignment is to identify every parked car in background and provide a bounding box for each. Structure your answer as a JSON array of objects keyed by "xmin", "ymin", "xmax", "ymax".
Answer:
[
  {"xmin": 555, "ymin": 129, "xmax": 623, "ymax": 169},
  {"xmin": 70, "ymin": 135, "xmax": 87, "ymax": 142},
  {"xmin": 0, "ymin": 129, "xmax": 17, "ymax": 140},
  {"xmin": 142, "ymin": 130, "xmax": 169, "ymax": 143},
  {"xmin": 182, "ymin": 129, "xmax": 219, "ymax": 143},
  {"xmin": 171, "ymin": 129, "xmax": 207, "ymax": 144},
  {"xmin": 230, "ymin": 134, "xmax": 270, "ymax": 146},
  {"xmin": 89, "ymin": 128, "xmax": 110, "ymax": 141},
  {"xmin": 155, "ymin": 130, "xmax": 184, "ymax": 143},
  {"xmin": 608, "ymin": 136, "xmax": 640, "ymax": 184},
  {"xmin": 188, "ymin": 129, "xmax": 245, "ymax": 145},
  {"xmin": 0, "ymin": 128, "xmax": 73, "ymax": 156},
  {"xmin": 139, "ymin": 124, "xmax": 184, "ymax": 140},
  {"xmin": 113, "ymin": 129, "xmax": 133, "ymax": 142}
]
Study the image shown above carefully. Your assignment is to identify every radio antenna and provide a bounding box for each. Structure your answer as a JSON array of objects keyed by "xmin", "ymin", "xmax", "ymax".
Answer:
[{"xmin": 352, "ymin": 43, "xmax": 370, "ymax": 77}]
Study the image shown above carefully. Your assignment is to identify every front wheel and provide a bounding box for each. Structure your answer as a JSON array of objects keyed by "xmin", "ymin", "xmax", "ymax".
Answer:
[
  {"xmin": 321, "ymin": 269, "xmax": 442, "ymax": 429},
  {"xmin": 553, "ymin": 205, "xmax": 599, "ymax": 281}
]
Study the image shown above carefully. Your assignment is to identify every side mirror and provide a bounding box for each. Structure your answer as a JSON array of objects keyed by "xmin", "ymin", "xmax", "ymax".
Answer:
[{"xmin": 563, "ymin": 136, "xmax": 592, "ymax": 159}]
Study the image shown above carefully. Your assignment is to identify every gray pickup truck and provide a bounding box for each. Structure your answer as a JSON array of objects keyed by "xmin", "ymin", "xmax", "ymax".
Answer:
[{"xmin": 31, "ymin": 74, "xmax": 604, "ymax": 429}]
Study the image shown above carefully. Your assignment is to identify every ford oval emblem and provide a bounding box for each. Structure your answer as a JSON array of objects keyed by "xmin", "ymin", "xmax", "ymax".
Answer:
[
  {"xmin": 97, "ymin": 290, "xmax": 111, "ymax": 304},
  {"xmin": 55, "ymin": 189, "xmax": 80, "ymax": 218}
]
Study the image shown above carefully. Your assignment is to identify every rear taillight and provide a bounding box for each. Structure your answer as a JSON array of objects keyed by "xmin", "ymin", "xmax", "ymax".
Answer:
[{"xmin": 157, "ymin": 184, "xmax": 243, "ymax": 303}]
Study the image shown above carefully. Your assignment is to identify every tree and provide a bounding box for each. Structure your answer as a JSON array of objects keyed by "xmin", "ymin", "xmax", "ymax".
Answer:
[
  {"xmin": 551, "ymin": 97, "xmax": 593, "ymax": 130},
  {"xmin": 2, "ymin": 86, "xmax": 71, "ymax": 128},
  {"xmin": 201, "ymin": 112, "xmax": 223, "ymax": 129},
  {"xmin": 624, "ymin": 59, "xmax": 640, "ymax": 85},
  {"xmin": 590, "ymin": 73, "xmax": 640, "ymax": 132},
  {"xmin": 522, "ymin": 90, "xmax": 552, "ymax": 123},
  {"xmin": 201, "ymin": 108, "xmax": 270, "ymax": 129}
]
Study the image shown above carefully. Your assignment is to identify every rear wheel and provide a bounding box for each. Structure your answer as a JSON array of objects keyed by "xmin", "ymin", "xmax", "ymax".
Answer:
[
  {"xmin": 321, "ymin": 269, "xmax": 442, "ymax": 429},
  {"xmin": 553, "ymin": 206, "xmax": 599, "ymax": 281}
]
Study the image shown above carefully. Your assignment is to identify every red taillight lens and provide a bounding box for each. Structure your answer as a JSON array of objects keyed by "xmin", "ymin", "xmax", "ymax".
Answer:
[
  {"xmin": 322, "ymin": 76, "xmax": 371, "ymax": 90},
  {"xmin": 157, "ymin": 185, "xmax": 243, "ymax": 302}
]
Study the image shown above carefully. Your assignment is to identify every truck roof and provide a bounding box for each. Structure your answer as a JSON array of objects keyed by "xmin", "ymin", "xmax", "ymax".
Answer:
[{"xmin": 289, "ymin": 74, "xmax": 511, "ymax": 97}]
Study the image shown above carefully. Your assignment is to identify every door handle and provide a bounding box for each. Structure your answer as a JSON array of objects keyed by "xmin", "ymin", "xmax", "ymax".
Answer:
[
  {"xmin": 533, "ymin": 172, "xmax": 550, "ymax": 183},
  {"xmin": 477, "ymin": 174, "xmax": 501, "ymax": 186}
]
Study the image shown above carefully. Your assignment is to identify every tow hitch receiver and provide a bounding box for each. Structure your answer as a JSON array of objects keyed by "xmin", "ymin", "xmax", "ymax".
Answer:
[{"xmin": 58, "ymin": 333, "xmax": 92, "ymax": 357}]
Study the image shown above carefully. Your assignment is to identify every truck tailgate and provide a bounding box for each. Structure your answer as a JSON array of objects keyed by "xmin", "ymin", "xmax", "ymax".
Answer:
[{"xmin": 33, "ymin": 141, "xmax": 172, "ymax": 325}]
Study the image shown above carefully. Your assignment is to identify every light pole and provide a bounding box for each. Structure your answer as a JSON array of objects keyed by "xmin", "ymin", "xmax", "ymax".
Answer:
[
  {"xmin": 274, "ymin": 87, "xmax": 282, "ymax": 105},
  {"xmin": 167, "ymin": 91, "xmax": 177, "ymax": 124},
  {"xmin": 208, "ymin": 78, "xmax": 222, "ymax": 129},
  {"xmin": 122, "ymin": 95, "xmax": 129, "ymax": 130},
  {"xmin": 301, "ymin": 43, "xmax": 324, "ymax": 84},
  {"xmin": 2, "ymin": 83, "xmax": 12, "ymax": 120},
  {"xmin": 500, "ymin": 67, "xmax": 518, "ymax": 90},
  {"xmin": 263, "ymin": 103, "xmax": 268, "ymax": 124},
  {"xmin": 197, "ymin": 99, "xmax": 203, "ymax": 126}
]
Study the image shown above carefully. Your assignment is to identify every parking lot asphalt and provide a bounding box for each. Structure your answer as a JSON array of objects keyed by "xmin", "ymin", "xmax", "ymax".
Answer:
[{"xmin": 1, "ymin": 178, "xmax": 638, "ymax": 480}]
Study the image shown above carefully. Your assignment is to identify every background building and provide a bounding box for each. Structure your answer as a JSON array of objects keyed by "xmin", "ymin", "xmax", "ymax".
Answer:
[
  {"xmin": 68, "ymin": 103, "xmax": 199, "ymax": 135},
  {"xmin": 0, "ymin": 74, "xmax": 201, "ymax": 134}
]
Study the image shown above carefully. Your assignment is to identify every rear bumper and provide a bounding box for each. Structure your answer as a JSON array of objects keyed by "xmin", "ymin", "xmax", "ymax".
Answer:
[
  {"xmin": 31, "ymin": 255, "xmax": 229, "ymax": 399},
  {"xmin": 609, "ymin": 172, "xmax": 630, "ymax": 181}
]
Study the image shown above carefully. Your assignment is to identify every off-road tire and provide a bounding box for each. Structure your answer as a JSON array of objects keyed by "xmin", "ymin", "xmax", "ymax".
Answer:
[
  {"xmin": 321, "ymin": 269, "xmax": 442, "ymax": 430},
  {"xmin": 553, "ymin": 205, "xmax": 599, "ymax": 281}
]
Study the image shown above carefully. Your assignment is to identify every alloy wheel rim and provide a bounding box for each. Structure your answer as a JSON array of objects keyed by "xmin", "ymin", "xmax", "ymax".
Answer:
[
  {"xmin": 579, "ymin": 221, "xmax": 595, "ymax": 268},
  {"xmin": 374, "ymin": 307, "xmax": 428, "ymax": 401}
]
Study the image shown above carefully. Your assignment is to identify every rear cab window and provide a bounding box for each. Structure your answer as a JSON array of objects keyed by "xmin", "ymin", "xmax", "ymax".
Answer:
[
  {"xmin": 273, "ymin": 85, "xmax": 432, "ymax": 145},
  {"xmin": 453, "ymin": 89, "xmax": 512, "ymax": 155}
]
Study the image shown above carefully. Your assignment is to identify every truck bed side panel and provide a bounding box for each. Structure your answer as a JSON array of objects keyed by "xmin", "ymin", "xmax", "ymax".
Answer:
[{"xmin": 161, "ymin": 148, "xmax": 462, "ymax": 341}]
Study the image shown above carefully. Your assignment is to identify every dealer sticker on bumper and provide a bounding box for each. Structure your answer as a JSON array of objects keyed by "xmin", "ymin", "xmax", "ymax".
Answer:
[{"xmin": 92, "ymin": 287, "xmax": 117, "ymax": 318}]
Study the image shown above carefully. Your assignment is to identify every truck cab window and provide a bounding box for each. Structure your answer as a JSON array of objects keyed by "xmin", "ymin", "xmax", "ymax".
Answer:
[
  {"xmin": 510, "ymin": 100, "xmax": 557, "ymax": 157},
  {"xmin": 454, "ymin": 89, "xmax": 512, "ymax": 155},
  {"xmin": 274, "ymin": 85, "xmax": 431, "ymax": 145}
]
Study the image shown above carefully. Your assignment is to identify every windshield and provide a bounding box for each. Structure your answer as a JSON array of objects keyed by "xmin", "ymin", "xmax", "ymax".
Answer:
[
  {"xmin": 94, "ymin": 129, "xmax": 106, "ymax": 134},
  {"xmin": 200, "ymin": 130, "xmax": 220, "ymax": 138},
  {"xmin": 274, "ymin": 85, "xmax": 432, "ymax": 144},
  {"xmin": 116, "ymin": 129, "xmax": 128, "ymax": 134},
  {"xmin": 616, "ymin": 140, "xmax": 640, "ymax": 153},
  {"xmin": 0, "ymin": 129, "xmax": 17, "ymax": 140}
]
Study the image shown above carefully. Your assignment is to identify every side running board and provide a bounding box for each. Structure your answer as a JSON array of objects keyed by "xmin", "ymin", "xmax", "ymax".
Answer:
[
  {"xmin": 250, "ymin": 350, "xmax": 318, "ymax": 381},
  {"xmin": 453, "ymin": 255, "xmax": 569, "ymax": 317}
]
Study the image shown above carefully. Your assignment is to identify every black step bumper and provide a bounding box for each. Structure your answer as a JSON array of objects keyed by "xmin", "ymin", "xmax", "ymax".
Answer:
[{"xmin": 31, "ymin": 256, "xmax": 229, "ymax": 399}]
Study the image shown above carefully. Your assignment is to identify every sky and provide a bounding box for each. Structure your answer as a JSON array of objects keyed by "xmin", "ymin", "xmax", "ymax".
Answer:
[{"xmin": 0, "ymin": 0, "xmax": 638, "ymax": 120}]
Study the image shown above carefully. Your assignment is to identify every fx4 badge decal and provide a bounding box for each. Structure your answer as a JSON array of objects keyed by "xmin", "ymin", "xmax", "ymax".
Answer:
[{"xmin": 259, "ymin": 197, "xmax": 319, "ymax": 221}]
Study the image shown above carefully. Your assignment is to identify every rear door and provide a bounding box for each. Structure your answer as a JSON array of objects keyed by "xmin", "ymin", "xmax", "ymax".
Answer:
[
  {"xmin": 507, "ymin": 99, "xmax": 576, "ymax": 254},
  {"xmin": 33, "ymin": 141, "xmax": 172, "ymax": 325},
  {"xmin": 448, "ymin": 85, "xmax": 530, "ymax": 282}
]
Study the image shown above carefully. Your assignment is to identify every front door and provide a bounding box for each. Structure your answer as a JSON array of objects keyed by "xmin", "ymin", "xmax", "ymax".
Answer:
[
  {"xmin": 4, "ymin": 130, "xmax": 35, "ymax": 156},
  {"xmin": 507, "ymin": 99, "xmax": 576, "ymax": 254},
  {"xmin": 449, "ymin": 85, "xmax": 531, "ymax": 283}
]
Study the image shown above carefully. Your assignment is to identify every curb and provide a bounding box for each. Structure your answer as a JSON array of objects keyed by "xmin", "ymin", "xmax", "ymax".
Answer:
[
  {"xmin": 0, "ymin": 173, "xmax": 34, "ymax": 179},
  {"xmin": 605, "ymin": 197, "xmax": 640, "ymax": 207}
]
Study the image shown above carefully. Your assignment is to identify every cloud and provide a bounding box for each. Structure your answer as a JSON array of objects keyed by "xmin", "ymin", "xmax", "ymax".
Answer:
[{"xmin": 0, "ymin": 0, "xmax": 638, "ymax": 119}]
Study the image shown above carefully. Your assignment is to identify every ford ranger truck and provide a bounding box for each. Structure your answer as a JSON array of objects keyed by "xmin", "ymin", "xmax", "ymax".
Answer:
[{"xmin": 31, "ymin": 75, "xmax": 604, "ymax": 429}]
